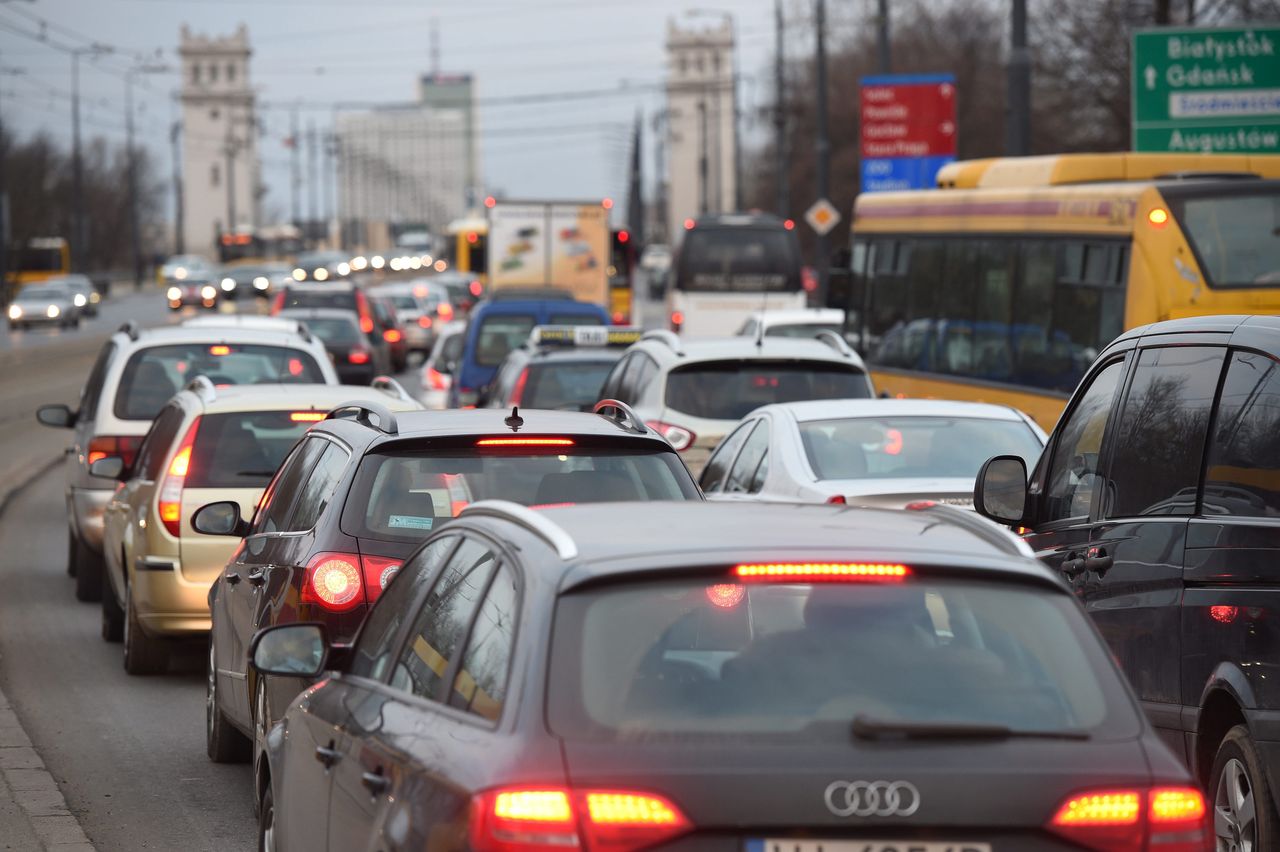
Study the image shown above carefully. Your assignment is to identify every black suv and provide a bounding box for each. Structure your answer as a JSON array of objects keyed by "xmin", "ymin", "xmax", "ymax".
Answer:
[
  {"xmin": 193, "ymin": 401, "xmax": 702, "ymax": 787},
  {"xmin": 975, "ymin": 314, "xmax": 1280, "ymax": 851}
]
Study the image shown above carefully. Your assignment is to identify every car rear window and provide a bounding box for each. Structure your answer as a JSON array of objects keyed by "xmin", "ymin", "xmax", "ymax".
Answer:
[
  {"xmin": 678, "ymin": 228, "xmax": 800, "ymax": 292},
  {"xmin": 548, "ymin": 576, "xmax": 1139, "ymax": 742},
  {"xmin": 476, "ymin": 314, "xmax": 536, "ymax": 366},
  {"xmin": 665, "ymin": 360, "xmax": 870, "ymax": 421},
  {"xmin": 342, "ymin": 445, "xmax": 700, "ymax": 542},
  {"xmin": 299, "ymin": 317, "xmax": 362, "ymax": 345},
  {"xmin": 800, "ymin": 416, "xmax": 1043, "ymax": 481},
  {"xmin": 187, "ymin": 411, "xmax": 315, "ymax": 488},
  {"xmin": 282, "ymin": 289, "xmax": 356, "ymax": 311},
  {"xmin": 766, "ymin": 322, "xmax": 844, "ymax": 339},
  {"xmin": 522, "ymin": 360, "xmax": 616, "ymax": 411},
  {"xmin": 113, "ymin": 344, "xmax": 326, "ymax": 421}
]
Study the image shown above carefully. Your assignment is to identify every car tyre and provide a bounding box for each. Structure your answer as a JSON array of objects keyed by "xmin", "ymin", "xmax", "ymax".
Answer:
[
  {"xmin": 101, "ymin": 582, "xmax": 124, "ymax": 643},
  {"xmin": 207, "ymin": 640, "xmax": 250, "ymax": 763},
  {"xmin": 66, "ymin": 528, "xmax": 77, "ymax": 577},
  {"xmin": 72, "ymin": 535, "xmax": 103, "ymax": 602},
  {"xmin": 122, "ymin": 583, "xmax": 169, "ymax": 675},
  {"xmin": 1212, "ymin": 724, "xmax": 1278, "ymax": 852},
  {"xmin": 257, "ymin": 782, "xmax": 275, "ymax": 852}
]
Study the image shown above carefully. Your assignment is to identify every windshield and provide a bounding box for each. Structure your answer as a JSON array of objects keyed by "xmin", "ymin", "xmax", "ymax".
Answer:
[
  {"xmin": 800, "ymin": 416, "xmax": 1043, "ymax": 481},
  {"xmin": 299, "ymin": 317, "xmax": 362, "ymax": 345},
  {"xmin": 1173, "ymin": 188, "xmax": 1280, "ymax": 287},
  {"xmin": 113, "ymin": 344, "xmax": 326, "ymax": 420},
  {"xmin": 522, "ymin": 359, "xmax": 617, "ymax": 410},
  {"xmin": 18, "ymin": 286, "xmax": 68, "ymax": 301},
  {"xmin": 281, "ymin": 289, "xmax": 356, "ymax": 311},
  {"xmin": 677, "ymin": 228, "xmax": 801, "ymax": 293},
  {"xmin": 548, "ymin": 576, "xmax": 1138, "ymax": 742},
  {"xmin": 766, "ymin": 322, "xmax": 845, "ymax": 339},
  {"xmin": 387, "ymin": 294, "xmax": 420, "ymax": 310},
  {"xmin": 187, "ymin": 411, "xmax": 314, "ymax": 488},
  {"xmin": 475, "ymin": 313, "xmax": 536, "ymax": 366},
  {"xmin": 342, "ymin": 447, "xmax": 699, "ymax": 542},
  {"xmin": 665, "ymin": 361, "xmax": 870, "ymax": 421}
]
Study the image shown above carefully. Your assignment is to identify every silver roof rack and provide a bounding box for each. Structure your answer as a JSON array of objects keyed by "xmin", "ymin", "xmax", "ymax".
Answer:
[
  {"xmin": 593, "ymin": 398, "xmax": 647, "ymax": 435},
  {"xmin": 639, "ymin": 329, "xmax": 684, "ymax": 356},
  {"xmin": 814, "ymin": 329, "xmax": 853, "ymax": 358},
  {"xmin": 905, "ymin": 501, "xmax": 1035, "ymax": 559},
  {"xmin": 370, "ymin": 376, "xmax": 414, "ymax": 404},
  {"xmin": 324, "ymin": 400, "xmax": 399, "ymax": 435},
  {"xmin": 460, "ymin": 500, "xmax": 579, "ymax": 560},
  {"xmin": 184, "ymin": 375, "xmax": 217, "ymax": 402}
]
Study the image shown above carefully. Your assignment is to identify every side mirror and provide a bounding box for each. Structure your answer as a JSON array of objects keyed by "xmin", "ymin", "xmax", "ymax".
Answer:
[
  {"xmin": 89, "ymin": 456, "xmax": 126, "ymax": 481},
  {"xmin": 37, "ymin": 404, "xmax": 76, "ymax": 429},
  {"xmin": 249, "ymin": 623, "xmax": 329, "ymax": 679},
  {"xmin": 192, "ymin": 501, "xmax": 250, "ymax": 537},
  {"xmin": 974, "ymin": 455, "xmax": 1029, "ymax": 526}
]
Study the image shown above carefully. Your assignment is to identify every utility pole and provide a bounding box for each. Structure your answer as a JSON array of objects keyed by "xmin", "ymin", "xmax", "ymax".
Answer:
[
  {"xmin": 322, "ymin": 131, "xmax": 334, "ymax": 245},
  {"xmin": 1006, "ymin": 0, "xmax": 1032, "ymax": 155},
  {"xmin": 307, "ymin": 121, "xmax": 318, "ymax": 241},
  {"xmin": 125, "ymin": 72, "xmax": 141, "ymax": 289},
  {"xmin": 814, "ymin": 0, "xmax": 832, "ymax": 304},
  {"xmin": 774, "ymin": 0, "xmax": 788, "ymax": 218},
  {"xmin": 0, "ymin": 65, "xmax": 24, "ymax": 304},
  {"xmin": 170, "ymin": 119, "xmax": 183, "ymax": 254},
  {"xmin": 876, "ymin": 0, "xmax": 892, "ymax": 73},
  {"xmin": 71, "ymin": 45, "xmax": 112, "ymax": 273},
  {"xmin": 698, "ymin": 99, "xmax": 709, "ymax": 214},
  {"xmin": 289, "ymin": 104, "xmax": 300, "ymax": 229},
  {"xmin": 224, "ymin": 131, "xmax": 237, "ymax": 238}
]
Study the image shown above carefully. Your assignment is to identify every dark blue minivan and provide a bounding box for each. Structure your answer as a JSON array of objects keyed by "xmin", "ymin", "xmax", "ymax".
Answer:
[{"xmin": 450, "ymin": 292, "xmax": 609, "ymax": 407}]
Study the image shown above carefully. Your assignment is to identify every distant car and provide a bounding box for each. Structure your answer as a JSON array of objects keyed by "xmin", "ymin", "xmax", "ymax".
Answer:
[
  {"xmin": 600, "ymin": 331, "xmax": 874, "ymax": 472},
  {"xmin": 483, "ymin": 325, "xmax": 642, "ymax": 411},
  {"xmin": 53, "ymin": 274, "xmax": 101, "ymax": 317},
  {"xmin": 270, "ymin": 282, "xmax": 377, "ymax": 337},
  {"xmin": 701, "ymin": 399, "xmax": 1046, "ymax": 508},
  {"xmin": 277, "ymin": 307, "xmax": 389, "ymax": 385},
  {"xmin": 95, "ymin": 381, "xmax": 419, "ymax": 674},
  {"xmin": 218, "ymin": 262, "xmax": 291, "ymax": 300},
  {"xmin": 8, "ymin": 282, "xmax": 80, "ymax": 329},
  {"xmin": 36, "ymin": 321, "xmax": 339, "ymax": 602},
  {"xmin": 159, "ymin": 254, "xmax": 215, "ymax": 284},
  {"xmin": 367, "ymin": 293, "xmax": 409, "ymax": 372},
  {"xmin": 736, "ymin": 308, "xmax": 854, "ymax": 345},
  {"xmin": 370, "ymin": 282, "xmax": 441, "ymax": 355},
  {"xmin": 249, "ymin": 499, "xmax": 1208, "ymax": 852},
  {"xmin": 418, "ymin": 319, "xmax": 465, "ymax": 409},
  {"xmin": 429, "ymin": 271, "xmax": 482, "ymax": 316},
  {"xmin": 291, "ymin": 251, "xmax": 350, "ymax": 282},
  {"xmin": 166, "ymin": 277, "xmax": 220, "ymax": 311}
]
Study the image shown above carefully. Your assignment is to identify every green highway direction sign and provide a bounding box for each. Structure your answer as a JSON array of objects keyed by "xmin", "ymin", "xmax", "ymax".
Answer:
[{"xmin": 1132, "ymin": 25, "xmax": 1280, "ymax": 154}]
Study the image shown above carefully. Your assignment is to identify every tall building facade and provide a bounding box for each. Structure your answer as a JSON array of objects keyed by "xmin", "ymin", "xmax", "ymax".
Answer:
[
  {"xmin": 178, "ymin": 25, "xmax": 258, "ymax": 258},
  {"xmin": 664, "ymin": 19, "xmax": 737, "ymax": 241}
]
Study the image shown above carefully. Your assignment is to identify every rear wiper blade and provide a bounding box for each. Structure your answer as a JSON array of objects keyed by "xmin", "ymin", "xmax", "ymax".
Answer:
[
  {"xmin": 235, "ymin": 470, "xmax": 278, "ymax": 477},
  {"xmin": 851, "ymin": 714, "xmax": 1089, "ymax": 741}
]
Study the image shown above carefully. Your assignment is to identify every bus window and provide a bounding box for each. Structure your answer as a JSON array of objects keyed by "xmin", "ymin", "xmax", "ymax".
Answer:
[
  {"xmin": 1173, "ymin": 189, "xmax": 1280, "ymax": 288},
  {"xmin": 677, "ymin": 228, "xmax": 800, "ymax": 292}
]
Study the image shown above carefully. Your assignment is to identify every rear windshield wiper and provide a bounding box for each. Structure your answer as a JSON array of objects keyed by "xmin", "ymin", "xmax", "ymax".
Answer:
[
  {"xmin": 851, "ymin": 714, "xmax": 1090, "ymax": 742},
  {"xmin": 236, "ymin": 470, "xmax": 278, "ymax": 478}
]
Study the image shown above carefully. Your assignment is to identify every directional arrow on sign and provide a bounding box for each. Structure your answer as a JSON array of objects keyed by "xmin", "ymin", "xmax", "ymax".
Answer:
[
  {"xmin": 805, "ymin": 198, "xmax": 841, "ymax": 236},
  {"xmin": 1144, "ymin": 65, "xmax": 1157, "ymax": 90}
]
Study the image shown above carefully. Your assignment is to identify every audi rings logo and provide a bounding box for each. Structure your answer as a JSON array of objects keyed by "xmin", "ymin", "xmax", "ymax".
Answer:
[{"xmin": 824, "ymin": 780, "xmax": 921, "ymax": 817}]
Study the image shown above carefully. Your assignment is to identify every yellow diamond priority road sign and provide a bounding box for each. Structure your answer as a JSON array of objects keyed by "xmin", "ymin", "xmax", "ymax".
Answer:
[{"xmin": 805, "ymin": 198, "xmax": 841, "ymax": 236}]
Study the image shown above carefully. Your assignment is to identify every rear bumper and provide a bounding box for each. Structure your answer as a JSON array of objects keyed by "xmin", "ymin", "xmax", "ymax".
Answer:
[
  {"xmin": 132, "ymin": 558, "xmax": 214, "ymax": 637},
  {"xmin": 404, "ymin": 326, "xmax": 433, "ymax": 350},
  {"xmin": 337, "ymin": 364, "xmax": 378, "ymax": 385},
  {"xmin": 71, "ymin": 487, "xmax": 112, "ymax": 552}
]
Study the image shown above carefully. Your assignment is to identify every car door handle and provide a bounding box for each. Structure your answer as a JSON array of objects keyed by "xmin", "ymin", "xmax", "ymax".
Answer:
[
  {"xmin": 1061, "ymin": 552, "xmax": 1087, "ymax": 578},
  {"xmin": 1085, "ymin": 548, "xmax": 1114, "ymax": 575},
  {"xmin": 224, "ymin": 572, "xmax": 241, "ymax": 585},
  {"xmin": 246, "ymin": 569, "xmax": 266, "ymax": 587},
  {"xmin": 314, "ymin": 743, "xmax": 342, "ymax": 768},
  {"xmin": 361, "ymin": 770, "xmax": 389, "ymax": 796}
]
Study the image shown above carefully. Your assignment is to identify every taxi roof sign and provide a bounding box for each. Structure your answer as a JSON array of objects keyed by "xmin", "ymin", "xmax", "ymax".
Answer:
[{"xmin": 529, "ymin": 325, "xmax": 643, "ymax": 348}]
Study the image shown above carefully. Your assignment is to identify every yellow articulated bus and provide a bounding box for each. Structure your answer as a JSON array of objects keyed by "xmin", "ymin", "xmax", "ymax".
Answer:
[
  {"xmin": 7, "ymin": 237, "xmax": 71, "ymax": 289},
  {"xmin": 833, "ymin": 152, "xmax": 1280, "ymax": 430},
  {"xmin": 446, "ymin": 214, "xmax": 488, "ymax": 285}
]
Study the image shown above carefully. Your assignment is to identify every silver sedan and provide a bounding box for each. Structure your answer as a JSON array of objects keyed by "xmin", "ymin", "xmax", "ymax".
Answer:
[
  {"xmin": 7, "ymin": 282, "xmax": 81, "ymax": 329},
  {"xmin": 699, "ymin": 398, "xmax": 1047, "ymax": 508}
]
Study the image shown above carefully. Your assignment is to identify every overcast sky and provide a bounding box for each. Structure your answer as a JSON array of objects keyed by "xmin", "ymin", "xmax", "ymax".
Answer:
[{"xmin": 0, "ymin": 0, "xmax": 809, "ymax": 224}]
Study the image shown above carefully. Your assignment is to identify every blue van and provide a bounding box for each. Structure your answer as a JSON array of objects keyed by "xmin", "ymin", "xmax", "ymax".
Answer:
[{"xmin": 451, "ymin": 292, "xmax": 609, "ymax": 407}]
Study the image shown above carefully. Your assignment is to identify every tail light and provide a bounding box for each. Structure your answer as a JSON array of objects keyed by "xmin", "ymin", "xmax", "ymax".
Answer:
[
  {"xmin": 735, "ymin": 562, "xmax": 909, "ymax": 582},
  {"xmin": 348, "ymin": 347, "xmax": 371, "ymax": 365},
  {"xmin": 477, "ymin": 438, "xmax": 575, "ymax": 448},
  {"xmin": 470, "ymin": 786, "xmax": 690, "ymax": 852},
  {"xmin": 509, "ymin": 368, "xmax": 530, "ymax": 405},
  {"xmin": 87, "ymin": 435, "xmax": 144, "ymax": 467},
  {"xmin": 355, "ymin": 291, "xmax": 374, "ymax": 334},
  {"xmin": 417, "ymin": 315, "xmax": 433, "ymax": 329},
  {"xmin": 469, "ymin": 280, "xmax": 483, "ymax": 297},
  {"xmin": 826, "ymin": 494, "xmax": 847, "ymax": 505},
  {"xmin": 383, "ymin": 328, "xmax": 403, "ymax": 344},
  {"xmin": 424, "ymin": 367, "xmax": 450, "ymax": 391},
  {"xmin": 670, "ymin": 311, "xmax": 684, "ymax": 332},
  {"xmin": 158, "ymin": 417, "xmax": 201, "ymax": 538},
  {"xmin": 1047, "ymin": 786, "xmax": 1208, "ymax": 852},
  {"xmin": 300, "ymin": 552, "xmax": 364, "ymax": 612},
  {"xmin": 645, "ymin": 421, "xmax": 694, "ymax": 451},
  {"xmin": 270, "ymin": 291, "xmax": 285, "ymax": 314},
  {"xmin": 801, "ymin": 266, "xmax": 818, "ymax": 292},
  {"xmin": 438, "ymin": 303, "xmax": 454, "ymax": 321},
  {"xmin": 359, "ymin": 554, "xmax": 402, "ymax": 604}
]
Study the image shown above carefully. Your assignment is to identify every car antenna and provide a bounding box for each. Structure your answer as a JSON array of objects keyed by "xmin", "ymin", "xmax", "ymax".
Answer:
[
  {"xmin": 505, "ymin": 406, "xmax": 524, "ymax": 432},
  {"xmin": 755, "ymin": 286, "xmax": 768, "ymax": 349}
]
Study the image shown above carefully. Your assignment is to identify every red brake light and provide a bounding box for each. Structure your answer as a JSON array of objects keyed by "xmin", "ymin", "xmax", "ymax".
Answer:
[
  {"xmin": 484, "ymin": 195, "xmax": 497, "ymax": 208},
  {"xmin": 645, "ymin": 420, "xmax": 694, "ymax": 451},
  {"xmin": 617, "ymin": 229, "xmax": 629, "ymax": 243},
  {"xmin": 359, "ymin": 554, "xmax": 402, "ymax": 604},
  {"xmin": 209, "ymin": 344, "xmax": 231, "ymax": 356},
  {"xmin": 87, "ymin": 435, "xmax": 144, "ymax": 467},
  {"xmin": 438, "ymin": 302, "xmax": 455, "ymax": 320},
  {"xmin": 683, "ymin": 218, "xmax": 695, "ymax": 230},
  {"xmin": 467, "ymin": 232, "xmax": 479, "ymax": 245},
  {"xmin": 509, "ymin": 368, "xmax": 530, "ymax": 406},
  {"xmin": 383, "ymin": 328, "xmax": 402, "ymax": 344},
  {"xmin": 706, "ymin": 583, "xmax": 745, "ymax": 609},
  {"xmin": 270, "ymin": 291, "xmax": 285, "ymax": 314},
  {"xmin": 290, "ymin": 411, "xmax": 325, "ymax": 422},
  {"xmin": 670, "ymin": 311, "xmax": 684, "ymax": 332},
  {"xmin": 470, "ymin": 786, "xmax": 690, "ymax": 852},
  {"xmin": 418, "ymin": 315, "xmax": 433, "ymax": 329},
  {"xmin": 158, "ymin": 417, "xmax": 201, "ymax": 538},
  {"xmin": 784, "ymin": 218, "xmax": 796, "ymax": 230},
  {"xmin": 470, "ymin": 280, "xmax": 483, "ymax": 297},
  {"xmin": 288, "ymin": 357, "xmax": 305, "ymax": 376},
  {"xmin": 826, "ymin": 494, "xmax": 847, "ymax": 505},
  {"xmin": 883, "ymin": 428, "xmax": 904, "ymax": 455},
  {"xmin": 348, "ymin": 348, "xmax": 371, "ymax": 365},
  {"xmin": 602, "ymin": 197, "xmax": 613, "ymax": 210},
  {"xmin": 301, "ymin": 552, "xmax": 364, "ymax": 612},
  {"xmin": 1047, "ymin": 786, "xmax": 1209, "ymax": 852},
  {"xmin": 476, "ymin": 438, "xmax": 574, "ymax": 447},
  {"xmin": 356, "ymin": 291, "xmax": 374, "ymax": 334},
  {"xmin": 425, "ymin": 367, "xmax": 449, "ymax": 391},
  {"xmin": 734, "ymin": 562, "xmax": 909, "ymax": 582}
]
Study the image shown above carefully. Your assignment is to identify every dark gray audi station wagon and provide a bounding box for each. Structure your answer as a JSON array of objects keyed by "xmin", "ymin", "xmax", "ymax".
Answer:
[{"xmin": 250, "ymin": 501, "xmax": 1208, "ymax": 852}]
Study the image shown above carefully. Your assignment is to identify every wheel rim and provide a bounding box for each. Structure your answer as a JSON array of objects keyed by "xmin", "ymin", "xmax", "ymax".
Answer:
[
  {"xmin": 260, "ymin": 797, "xmax": 275, "ymax": 852},
  {"xmin": 254, "ymin": 681, "xmax": 267, "ymax": 758},
  {"xmin": 207, "ymin": 642, "xmax": 217, "ymax": 740},
  {"xmin": 1215, "ymin": 756, "xmax": 1257, "ymax": 852},
  {"xmin": 122, "ymin": 585, "xmax": 132, "ymax": 662}
]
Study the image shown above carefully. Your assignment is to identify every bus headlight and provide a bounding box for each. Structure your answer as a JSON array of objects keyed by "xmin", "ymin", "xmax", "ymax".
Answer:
[
  {"xmin": 166, "ymin": 286, "xmax": 182, "ymax": 301},
  {"xmin": 46, "ymin": 305, "xmax": 60, "ymax": 318},
  {"xmin": 8, "ymin": 305, "xmax": 22, "ymax": 319}
]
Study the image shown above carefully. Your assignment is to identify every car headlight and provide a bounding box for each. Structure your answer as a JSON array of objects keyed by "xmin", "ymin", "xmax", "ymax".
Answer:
[
  {"xmin": 292, "ymin": 268, "xmax": 306, "ymax": 281},
  {"xmin": 314, "ymin": 268, "xmax": 329, "ymax": 281},
  {"xmin": 47, "ymin": 305, "xmax": 60, "ymax": 318},
  {"xmin": 221, "ymin": 277, "xmax": 236, "ymax": 291},
  {"xmin": 337, "ymin": 262, "xmax": 351, "ymax": 277},
  {"xmin": 90, "ymin": 292, "xmax": 100, "ymax": 303},
  {"xmin": 371, "ymin": 255, "xmax": 385, "ymax": 270},
  {"xmin": 8, "ymin": 305, "xmax": 22, "ymax": 319},
  {"xmin": 74, "ymin": 294, "xmax": 87, "ymax": 307},
  {"xmin": 166, "ymin": 286, "xmax": 181, "ymax": 300},
  {"xmin": 174, "ymin": 267, "xmax": 187, "ymax": 280},
  {"xmin": 389, "ymin": 258, "xmax": 403, "ymax": 272},
  {"xmin": 253, "ymin": 276, "xmax": 269, "ymax": 289},
  {"xmin": 201, "ymin": 285, "xmax": 217, "ymax": 299}
]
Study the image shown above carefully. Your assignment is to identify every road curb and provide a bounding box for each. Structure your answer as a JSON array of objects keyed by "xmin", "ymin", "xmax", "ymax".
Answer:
[{"xmin": 0, "ymin": 453, "xmax": 95, "ymax": 850}]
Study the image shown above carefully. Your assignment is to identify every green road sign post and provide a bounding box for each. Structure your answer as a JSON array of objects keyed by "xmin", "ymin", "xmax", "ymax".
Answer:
[{"xmin": 1132, "ymin": 25, "xmax": 1280, "ymax": 154}]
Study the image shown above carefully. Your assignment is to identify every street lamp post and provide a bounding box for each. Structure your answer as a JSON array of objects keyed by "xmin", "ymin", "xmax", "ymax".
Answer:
[
  {"xmin": 71, "ymin": 44, "xmax": 113, "ymax": 274},
  {"xmin": 124, "ymin": 62, "xmax": 169, "ymax": 289}
]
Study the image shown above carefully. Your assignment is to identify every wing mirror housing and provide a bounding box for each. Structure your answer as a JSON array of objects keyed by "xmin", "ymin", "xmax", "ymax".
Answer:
[
  {"xmin": 36, "ymin": 404, "xmax": 76, "ymax": 429},
  {"xmin": 974, "ymin": 455, "xmax": 1029, "ymax": 526},
  {"xmin": 192, "ymin": 501, "xmax": 250, "ymax": 537},
  {"xmin": 88, "ymin": 456, "xmax": 127, "ymax": 481},
  {"xmin": 249, "ymin": 623, "xmax": 329, "ymax": 679}
]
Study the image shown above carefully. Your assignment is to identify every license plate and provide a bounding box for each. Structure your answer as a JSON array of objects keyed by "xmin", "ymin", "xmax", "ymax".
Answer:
[{"xmin": 750, "ymin": 842, "xmax": 992, "ymax": 852}]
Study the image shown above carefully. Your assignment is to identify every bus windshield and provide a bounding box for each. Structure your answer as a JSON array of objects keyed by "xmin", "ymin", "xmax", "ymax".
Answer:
[
  {"xmin": 1173, "ymin": 187, "xmax": 1280, "ymax": 288},
  {"xmin": 678, "ymin": 228, "xmax": 800, "ymax": 293}
]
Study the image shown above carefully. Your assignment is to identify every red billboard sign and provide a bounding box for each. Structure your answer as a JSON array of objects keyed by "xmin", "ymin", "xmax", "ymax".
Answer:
[{"xmin": 860, "ymin": 75, "xmax": 957, "ymax": 159}]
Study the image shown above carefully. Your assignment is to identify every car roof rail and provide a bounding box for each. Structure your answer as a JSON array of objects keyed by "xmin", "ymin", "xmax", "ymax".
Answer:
[
  {"xmin": 460, "ymin": 500, "xmax": 579, "ymax": 560},
  {"xmin": 904, "ymin": 501, "xmax": 1035, "ymax": 559},
  {"xmin": 184, "ymin": 375, "xmax": 217, "ymax": 402},
  {"xmin": 370, "ymin": 375, "xmax": 414, "ymax": 404},
  {"xmin": 289, "ymin": 319, "xmax": 312, "ymax": 343},
  {"xmin": 593, "ymin": 398, "xmax": 648, "ymax": 435},
  {"xmin": 640, "ymin": 329, "xmax": 684, "ymax": 356},
  {"xmin": 117, "ymin": 320, "xmax": 140, "ymax": 341},
  {"xmin": 814, "ymin": 329, "xmax": 853, "ymax": 358},
  {"xmin": 324, "ymin": 400, "xmax": 398, "ymax": 435}
]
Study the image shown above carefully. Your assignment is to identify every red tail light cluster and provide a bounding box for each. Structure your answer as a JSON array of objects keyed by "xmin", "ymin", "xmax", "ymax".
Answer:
[
  {"xmin": 355, "ymin": 291, "xmax": 375, "ymax": 334},
  {"xmin": 87, "ymin": 434, "xmax": 145, "ymax": 467},
  {"xmin": 645, "ymin": 421, "xmax": 695, "ymax": 452},
  {"xmin": 669, "ymin": 311, "xmax": 684, "ymax": 332},
  {"xmin": 158, "ymin": 418, "xmax": 201, "ymax": 538},
  {"xmin": 301, "ymin": 552, "xmax": 402, "ymax": 612},
  {"xmin": 508, "ymin": 368, "xmax": 530, "ymax": 406},
  {"xmin": 1047, "ymin": 786, "xmax": 1209, "ymax": 851},
  {"xmin": 424, "ymin": 367, "xmax": 450, "ymax": 392},
  {"xmin": 269, "ymin": 291, "xmax": 285, "ymax": 315},
  {"xmin": 470, "ymin": 786, "xmax": 690, "ymax": 852},
  {"xmin": 417, "ymin": 315, "xmax": 433, "ymax": 329},
  {"xmin": 734, "ymin": 562, "xmax": 909, "ymax": 582},
  {"xmin": 348, "ymin": 347, "xmax": 371, "ymax": 365}
]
